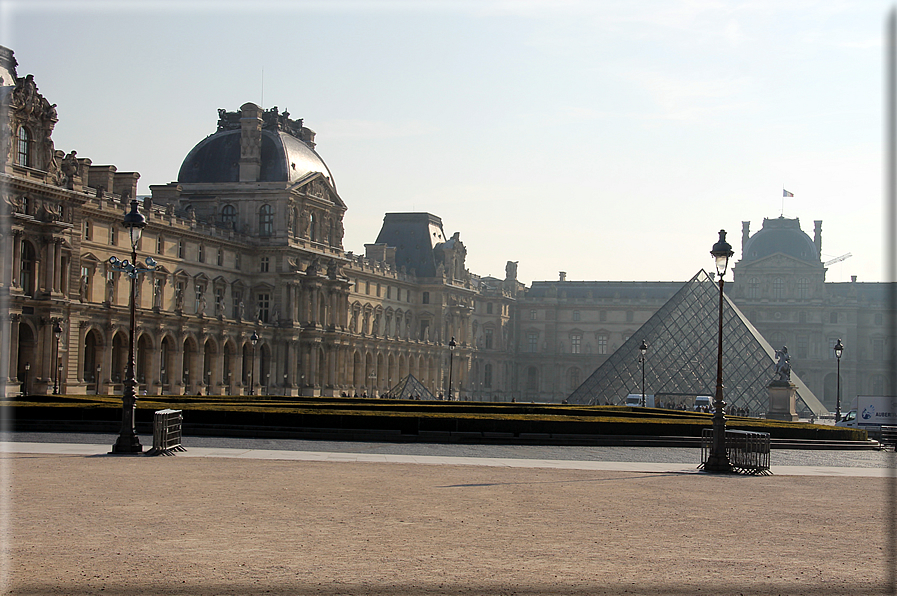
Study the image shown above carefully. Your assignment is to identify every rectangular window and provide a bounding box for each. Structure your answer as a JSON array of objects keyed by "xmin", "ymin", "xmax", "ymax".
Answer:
[
  {"xmin": 215, "ymin": 287, "xmax": 224, "ymax": 315},
  {"xmin": 257, "ymin": 293, "xmax": 270, "ymax": 323},
  {"xmin": 530, "ymin": 310, "xmax": 536, "ymax": 320},
  {"xmin": 873, "ymin": 338, "xmax": 884, "ymax": 361},
  {"xmin": 387, "ymin": 286, "xmax": 391, "ymax": 299},
  {"xmin": 217, "ymin": 248, "xmax": 223, "ymax": 267},
  {"xmin": 484, "ymin": 364, "xmax": 493, "ymax": 388},
  {"xmin": 422, "ymin": 291, "xmax": 429, "ymax": 304},
  {"xmin": 156, "ymin": 235, "xmax": 163, "ymax": 255},
  {"xmin": 573, "ymin": 311, "xmax": 581, "ymax": 321},
  {"xmin": 487, "ymin": 302, "xmax": 493, "ymax": 314},
  {"xmin": 194, "ymin": 284, "xmax": 204, "ymax": 313},
  {"xmin": 232, "ymin": 290, "xmax": 242, "ymax": 319},
  {"xmin": 484, "ymin": 328, "xmax": 494, "ymax": 350},
  {"xmin": 597, "ymin": 335, "xmax": 608, "ymax": 355},
  {"xmin": 419, "ymin": 320, "xmax": 430, "ymax": 341},
  {"xmin": 366, "ymin": 282, "xmax": 371, "ymax": 295},
  {"xmin": 377, "ymin": 284, "xmax": 381, "ymax": 297},
  {"xmin": 571, "ymin": 334, "xmax": 582, "ymax": 354},
  {"xmin": 198, "ymin": 244, "xmax": 205, "ymax": 263},
  {"xmin": 80, "ymin": 266, "xmax": 91, "ymax": 302},
  {"xmin": 235, "ymin": 253, "xmax": 241, "ymax": 271},
  {"xmin": 527, "ymin": 332, "xmax": 538, "ymax": 353},
  {"xmin": 260, "ymin": 256, "xmax": 269, "ymax": 273},
  {"xmin": 83, "ymin": 220, "xmax": 92, "ymax": 241},
  {"xmin": 797, "ymin": 335, "xmax": 808, "ymax": 359},
  {"xmin": 599, "ymin": 310, "xmax": 606, "ymax": 322},
  {"xmin": 178, "ymin": 240, "xmax": 184, "ymax": 259},
  {"xmin": 110, "ymin": 225, "xmax": 117, "ymax": 246}
]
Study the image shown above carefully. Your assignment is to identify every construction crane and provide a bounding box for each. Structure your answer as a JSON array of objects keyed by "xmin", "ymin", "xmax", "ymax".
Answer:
[{"xmin": 824, "ymin": 253, "xmax": 852, "ymax": 267}]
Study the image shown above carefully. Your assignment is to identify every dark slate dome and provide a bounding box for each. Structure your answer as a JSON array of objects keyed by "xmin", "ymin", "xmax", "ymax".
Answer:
[
  {"xmin": 177, "ymin": 119, "xmax": 334, "ymax": 186},
  {"xmin": 741, "ymin": 216, "xmax": 819, "ymax": 264}
]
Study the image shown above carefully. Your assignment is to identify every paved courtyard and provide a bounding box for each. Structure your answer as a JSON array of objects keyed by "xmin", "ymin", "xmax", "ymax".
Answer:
[{"xmin": 2, "ymin": 434, "xmax": 895, "ymax": 595}]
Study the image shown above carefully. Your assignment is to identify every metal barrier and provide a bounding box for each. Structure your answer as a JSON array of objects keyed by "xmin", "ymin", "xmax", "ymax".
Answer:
[
  {"xmin": 701, "ymin": 428, "xmax": 771, "ymax": 475},
  {"xmin": 880, "ymin": 426, "xmax": 897, "ymax": 450},
  {"xmin": 146, "ymin": 409, "xmax": 185, "ymax": 456}
]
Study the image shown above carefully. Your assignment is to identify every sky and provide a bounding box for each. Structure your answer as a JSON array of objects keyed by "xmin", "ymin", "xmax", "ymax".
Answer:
[{"xmin": 1, "ymin": 0, "xmax": 891, "ymax": 285}]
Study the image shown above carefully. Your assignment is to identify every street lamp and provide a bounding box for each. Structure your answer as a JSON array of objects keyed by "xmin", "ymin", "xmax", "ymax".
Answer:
[
  {"xmin": 448, "ymin": 336, "xmax": 457, "ymax": 401},
  {"xmin": 24, "ymin": 362, "xmax": 30, "ymax": 395},
  {"xmin": 249, "ymin": 331, "xmax": 259, "ymax": 396},
  {"xmin": 110, "ymin": 199, "xmax": 155, "ymax": 454},
  {"xmin": 834, "ymin": 339, "xmax": 844, "ymax": 422},
  {"xmin": 705, "ymin": 229, "xmax": 734, "ymax": 473},
  {"xmin": 96, "ymin": 364, "xmax": 101, "ymax": 395},
  {"xmin": 639, "ymin": 339, "xmax": 648, "ymax": 407},
  {"xmin": 52, "ymin": 321, "xmax": 62, "ymax": 394}
]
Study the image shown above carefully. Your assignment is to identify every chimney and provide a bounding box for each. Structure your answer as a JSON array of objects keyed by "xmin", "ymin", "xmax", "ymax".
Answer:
[
  {"xmin": 559, "ymin": 271, "xmax": 566, "ymax": 282},
  {"xmin": 851, "ymin": 275, "xmax": 857, "ymax": 283},
  {"xmin": 239, "ymin": 102, "xmax": 263, "ymax": 182},
  {"xmin": 814, "ymin": 220, "xmax": 822, "ymax": 260}
]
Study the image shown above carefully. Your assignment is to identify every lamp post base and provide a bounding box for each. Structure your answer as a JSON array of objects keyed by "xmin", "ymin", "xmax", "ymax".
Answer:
[
  {"xmin": 702, "ymin": 453, "xmax": 733, "ymax": 473},
  {"xmin": 110, "ymin": 434, "xmax": 143, "ymax": 454}
]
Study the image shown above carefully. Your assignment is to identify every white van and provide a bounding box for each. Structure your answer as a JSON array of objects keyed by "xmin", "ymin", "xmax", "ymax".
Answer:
[
  {"xmin": 694, "ymin": 396, "xmax": 713, "ymax": 411},
  {"xmin": 625, "ymin": 394, "xmax": 654, "ymax": 407}
]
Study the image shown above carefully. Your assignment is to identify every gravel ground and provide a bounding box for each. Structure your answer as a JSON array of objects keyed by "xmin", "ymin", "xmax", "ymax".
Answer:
[{"xmin": 4, "ymin": 451, "xmax": 894, "ymax": 596}]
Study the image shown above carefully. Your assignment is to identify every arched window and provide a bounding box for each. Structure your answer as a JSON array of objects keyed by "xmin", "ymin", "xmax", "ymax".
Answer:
[
  {"xmin": 797, "ymin": 278, "xmax": 810, "ymax": 299},
  {"xmin": 747, "ymin": 278, "xmax": 760, "ymax": 299},
  {"xmin": 259, "ymin": 205, "xmax": 274, "ymax": 237},
  {"xmin": 221, "ymin": 204, "xmax": 237, "ymax": 226},
  {"xmin": 16, "ymin": 126, "xmax": 31, "ymax": 167}
]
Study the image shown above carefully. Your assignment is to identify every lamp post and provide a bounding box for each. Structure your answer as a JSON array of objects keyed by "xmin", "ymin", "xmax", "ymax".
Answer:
[
  {"xmin": 448, "ymin": 336, "xmax": 457, "ymax": 401},
  {"xmin": 52, "ymin": 321, "xmax": 62, "ymax": 394},
  {"xmin": 639, "ymin": 339, "xmax": 648, "ymax": 407},
  {"xmin": 96, "ymin": 364, "xmax": 101, "ymax": 395},
  {"xmin": 24, "ymin": 362, "xmax": 30, "ymax": 396},
  {"xmin": 249, "ymin": 331, "xmax": 259, "ymax": 396},
  {"xmin": 705, "ymin": 229, "xmax": 734, "ymax": 473},
  {"xmin": 834, "ymin": 339, "xmax": 844, "ymax": 422},
  {"xmin": 110, "ymin": 199, "xmax": 156, "ymax": 454}
]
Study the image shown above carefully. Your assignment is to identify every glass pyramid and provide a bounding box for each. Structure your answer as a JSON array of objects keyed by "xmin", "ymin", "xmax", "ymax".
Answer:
[
  {"xmin": 567, "ymin": 270, "xmax": 827, "ymax": 416},
  {"xmin": 388, "ymin": 374, "xmax": 438, "ymax": 400}
]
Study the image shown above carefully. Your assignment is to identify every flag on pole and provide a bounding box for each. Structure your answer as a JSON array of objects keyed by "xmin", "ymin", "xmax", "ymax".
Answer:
[{"xmin": 783, "ymin": 189, "xmax": 794, "ymax": 197}]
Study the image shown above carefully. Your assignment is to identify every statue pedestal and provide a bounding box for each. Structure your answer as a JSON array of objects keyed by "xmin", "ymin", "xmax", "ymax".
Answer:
[{"xmin": 766, "ymin": 381, "xmax": 799, "ymax": 421}]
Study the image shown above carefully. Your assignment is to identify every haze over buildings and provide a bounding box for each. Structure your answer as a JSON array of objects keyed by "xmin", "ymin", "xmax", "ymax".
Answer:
[{"xmin": 1, "ymin": 1, "xmax": 888, "ymax": 285}]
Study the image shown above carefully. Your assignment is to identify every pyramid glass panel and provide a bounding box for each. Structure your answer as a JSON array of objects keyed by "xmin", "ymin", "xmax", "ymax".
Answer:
[
  {"xmin": 388, "ymin": 375, "xmax": 437, "ymax": 400},
  {"xmin": 567, "ymin": 270, "xmax": 826, "ymax": 415}
]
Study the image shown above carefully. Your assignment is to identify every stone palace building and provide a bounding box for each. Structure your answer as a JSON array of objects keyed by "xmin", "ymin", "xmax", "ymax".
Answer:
[{"xmin": 1, "ymin": 46, "xmax": 892, "ymax": 413}]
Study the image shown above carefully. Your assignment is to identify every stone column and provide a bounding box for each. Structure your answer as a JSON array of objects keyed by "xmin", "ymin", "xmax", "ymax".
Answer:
[
  {"xmin": 53, "ymin": 238, "xmax": 63, "ymax": 293},
  {"xmin": 233, "ymin": 341, "xmax": 245, "ymax": 395},
  {"xmin": 149, "ymin": 338, "xmax": 162, "ymax": 395},
  {"xmin": 44, "ymin": 239, "xmax": 56, "ymax": 296},
  {"xmin": 7, "ymin": 315, "xmax": 21, "ymax": 389},
  {"xmin": 173, "ymin": 340, "xmax": 185, "ymax": 395}
]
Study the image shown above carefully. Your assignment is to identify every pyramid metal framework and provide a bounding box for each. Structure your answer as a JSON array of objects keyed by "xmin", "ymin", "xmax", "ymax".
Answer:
[
  {"xmin": 388, "ymin": 374, "xmax": 438, "ymax": 400},
  {"xmin": 567, "ymin": 270, "xmax": 827, "ymax": 416}
]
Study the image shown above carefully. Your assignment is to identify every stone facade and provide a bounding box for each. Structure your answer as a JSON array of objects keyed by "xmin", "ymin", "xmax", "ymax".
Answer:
[{"xmin": 1, "ymin": 46, "xmax": 891, "ymax": 412}]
